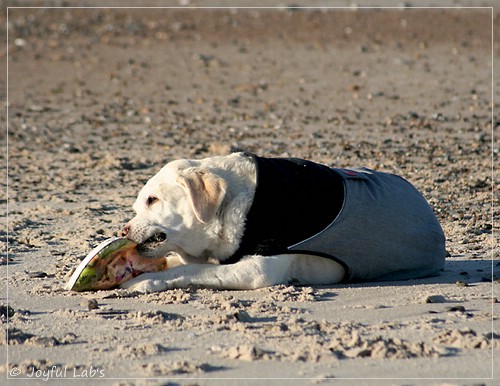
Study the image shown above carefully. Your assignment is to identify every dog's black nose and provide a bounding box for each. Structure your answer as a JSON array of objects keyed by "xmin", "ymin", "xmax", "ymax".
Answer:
[{"xmin": 121, "ymin": 224, "xmax": 130, "ymax": 238}]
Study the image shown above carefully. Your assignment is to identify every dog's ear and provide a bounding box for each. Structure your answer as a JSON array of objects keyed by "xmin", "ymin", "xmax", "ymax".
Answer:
[{"xmin": 176, "ymin": 168, "xmax": 227, "ymax": 224}]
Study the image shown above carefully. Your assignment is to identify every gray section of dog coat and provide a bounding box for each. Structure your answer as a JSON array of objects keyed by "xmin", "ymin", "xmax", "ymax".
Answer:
[{"xmin": 288, "ymin": 168, "xmax": 446, "ymax": 282}]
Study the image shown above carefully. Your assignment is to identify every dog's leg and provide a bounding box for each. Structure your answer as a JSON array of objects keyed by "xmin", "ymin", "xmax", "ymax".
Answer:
[
  {"xmin": 122, "ymin": 254, "xmax": 344, "ymax": 292},
  {"xmin": 122, "ymin": 255, "xmax": 287, "ymax": 292}
]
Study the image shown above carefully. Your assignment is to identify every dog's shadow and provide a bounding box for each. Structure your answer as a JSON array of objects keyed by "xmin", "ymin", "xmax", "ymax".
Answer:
[{"xmin": 317, "ymin": 258, "xmax": 498, "ymax": 290}]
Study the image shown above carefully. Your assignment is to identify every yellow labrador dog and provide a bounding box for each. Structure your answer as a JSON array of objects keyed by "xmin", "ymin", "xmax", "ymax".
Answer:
[{"xmin": 122, "ymin": 152, "xmax": 446, "ymax": 292}]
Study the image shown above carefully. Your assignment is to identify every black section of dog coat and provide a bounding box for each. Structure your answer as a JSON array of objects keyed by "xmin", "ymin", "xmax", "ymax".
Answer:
[{"xmin": 222, "ymin": 153, "xmax": 344, "ymax": 265}]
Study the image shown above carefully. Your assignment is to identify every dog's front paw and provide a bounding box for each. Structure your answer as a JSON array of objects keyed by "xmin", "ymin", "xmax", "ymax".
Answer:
[{"xmin": 121, "ymin": 275, "xmax": 167, "ymax": 293}]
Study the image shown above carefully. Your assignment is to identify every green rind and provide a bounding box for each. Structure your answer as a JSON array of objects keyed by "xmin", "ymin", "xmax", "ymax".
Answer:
[{"xmin": 73, "ymin": 267, "xmax": 97, "ymax": 289}]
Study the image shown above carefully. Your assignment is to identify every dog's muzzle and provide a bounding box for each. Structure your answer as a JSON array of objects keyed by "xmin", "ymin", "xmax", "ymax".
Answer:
[
  {"xmin": 121, "ymin": 223, "xmax": 167, "ymax": 245},
  {"xmin": 136, "ymin": 232, "xmax": 168, "ymax": 254},
  {"xmin": 143, "ymin": 232, "xmax": 167, "ymax": 244}
]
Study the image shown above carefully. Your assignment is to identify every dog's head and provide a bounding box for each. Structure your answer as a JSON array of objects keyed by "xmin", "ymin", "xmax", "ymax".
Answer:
[{"xmin": 122, "ymin": 159, "xmax": 227, "ymax": 261}]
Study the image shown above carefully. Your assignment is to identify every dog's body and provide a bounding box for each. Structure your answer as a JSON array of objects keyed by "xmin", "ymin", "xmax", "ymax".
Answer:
[{"xmin": 122, "ymin": 152, "xmax": 446, "ymax": 292}]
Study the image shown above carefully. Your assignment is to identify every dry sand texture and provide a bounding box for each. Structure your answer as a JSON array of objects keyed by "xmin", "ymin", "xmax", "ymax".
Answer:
[{"xmin": 1, "ymin": 3, "xmax": 500, "ymax": 385}]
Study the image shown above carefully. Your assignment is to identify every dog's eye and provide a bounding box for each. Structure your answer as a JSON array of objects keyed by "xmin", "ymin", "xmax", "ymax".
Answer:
[{"xmin": 146, "ymin": 196, "xmax": 159, "ymax": 207}]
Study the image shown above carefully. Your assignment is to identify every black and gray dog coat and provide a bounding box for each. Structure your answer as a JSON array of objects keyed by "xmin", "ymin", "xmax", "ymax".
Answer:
[{"xmin": 222, "ymin": 153, "xmax": 446, "ymax": 282}]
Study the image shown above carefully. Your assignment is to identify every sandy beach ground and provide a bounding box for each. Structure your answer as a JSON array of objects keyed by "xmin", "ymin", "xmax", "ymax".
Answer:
[{"xmin": 1, "ymin": 2, "xmax": 499, "ymax": 385}]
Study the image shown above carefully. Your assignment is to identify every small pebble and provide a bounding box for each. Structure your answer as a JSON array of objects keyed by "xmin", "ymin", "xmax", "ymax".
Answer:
[
  {"xmin": 424, "ymin": 295, "xmax": 447, "ymax": 304},
  {"xmin": 234, "ymin": 310, "xmax": 253, "ymax": 323},
  {"xmin": 0, "ymin": 304, "xmax": 15, "ymax": 318},
  {"xmin": 87, "ymin": 299, "xmax": 99, "ymax": 311}
]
